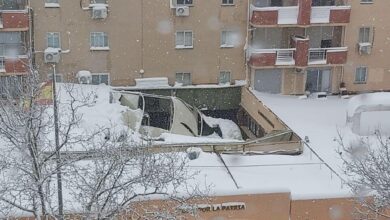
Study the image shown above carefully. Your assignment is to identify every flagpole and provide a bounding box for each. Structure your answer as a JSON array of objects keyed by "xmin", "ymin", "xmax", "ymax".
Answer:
[{"xmin": 52, "ymin": 64, "xmax": 64, "ymax": 219}]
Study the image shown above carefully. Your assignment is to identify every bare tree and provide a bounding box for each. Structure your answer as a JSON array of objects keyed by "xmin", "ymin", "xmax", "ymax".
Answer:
[
  {"xmin": 338, "ymin": 131, "xmax": 390, "ymax": 219},
  {"xmin": 0, "ymin": 70, "xmax": 208, "ymax": 219},
  {"xmin": 0, "ymin": 70, "xmax": 96, "ymax": 219},
  {"xmin": 66, "ymin": 131, "xmax": 208, "ymax": 220}
]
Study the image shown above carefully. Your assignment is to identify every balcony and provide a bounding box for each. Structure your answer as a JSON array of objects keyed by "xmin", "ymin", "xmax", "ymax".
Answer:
[
  {"xmin": 310, "ymin": 6, "xmax": 351, "ymax": 24},
  {"xmin": 250, "ymin": 4, "xmax": 299, "ymax": 26},
  {"xmin": 0, "ymin": 43, "xmax": 28, "ymax": 74},
  {"xmin": 250, "ymin": 0, "xmax": 351, "ymax": 26},
  {"xmin": 248, "ymin": 48, "xmax": 295, "ymax": 67},
  {"xmin": 308, "ymin": 47, "xmax": 348, "ymax": 65},
  {"xmin": 0, "ymin": 11, "xmax": 29, "ymax": 30},
  {"xmin": 0, "ymin": 56, "xmax": 28, "ymax": 74}
]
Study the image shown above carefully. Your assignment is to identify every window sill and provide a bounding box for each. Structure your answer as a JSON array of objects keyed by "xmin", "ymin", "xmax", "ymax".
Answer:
[
  {"xmin": 360, "ymin": 2, "xmax": 373, "ymax": 4},
  {"xmin": 45, "ymin": 3, "xmax": 60, "ymax": 8},
  {"xmin": 176, "ymin": 4, "xmax": 194, "ymax": 7},
  {"xmin": 354, "ymin": 81, "xmax": 367, "ymax": 84},
  {"xmin": 175, "ymin": 46, "xmax": 193, "ymax": 49},
  {"xmin": 90, "ymin": 47, "xmax": 110, "ymax": 51},
  {"xmin": 221, "ymin": 4, "xmax": 235, "ymax": 6},
  {"xmin": 220, "ymin": 45, "xmax": 234, "ymax": 48}
]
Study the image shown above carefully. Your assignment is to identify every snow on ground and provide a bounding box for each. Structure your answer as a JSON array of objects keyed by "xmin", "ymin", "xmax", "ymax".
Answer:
[
  {"xmin": 253, "ymin": 91, "xmax": 349, "ymax": 174},
  {"xmin": 250, "ymin": 90, "xmax": 390, "ymax": 197},
  {"xmin": 187, "ymin": 149, "xmax": 350, "ymax": 199}
]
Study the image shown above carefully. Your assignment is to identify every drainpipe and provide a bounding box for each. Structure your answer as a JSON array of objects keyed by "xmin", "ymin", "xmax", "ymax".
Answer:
[
  {"xmin": 244, "ymin": 0, "xmax": 250, "ymax": 88},
  {"xmin": 52, "ymin": 64, "xmax": 64, "ymax": 220},
  {"xmin": 28, "ymin": 0, "xmax": 34, "ymax": 69},
  {"xmin": 341, "ymin": 25, "xmax": 347, "ymax": 88}
]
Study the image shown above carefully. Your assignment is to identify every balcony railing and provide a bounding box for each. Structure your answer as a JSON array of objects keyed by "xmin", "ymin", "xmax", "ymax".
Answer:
[
  {"xmin": 249, "ymin": 47, "xmax": 296, "ymax": 67},
  {"xmin": 0, "ymin": 44, "xmax": 27, "ymax": 57},
  {"xmin": 308, "ymin": 48, "xmax": 327, "ymax": 64},
  {"xmin": 276, "ymin": 49, "xmax": 295, "ymax": 65},
  {"xmin": 308, "ymin": 47, "xmax": 348, "ymax": 65}
]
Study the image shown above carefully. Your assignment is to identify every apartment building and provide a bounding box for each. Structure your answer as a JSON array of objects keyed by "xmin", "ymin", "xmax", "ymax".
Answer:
[
  {"xmin": 343, "ymin": 0, "xmax": 390, "ymax": 93},
  {"xmin": 247, "ymin": 0, "xmax": 350, "ymax": 95},
  {"xmin": 31, "ymin": 0, "xmax": 247, "ymax": 87},
  {"xmin": 0, "ymin": 0, "xmax": 30, "ymax": 94}
]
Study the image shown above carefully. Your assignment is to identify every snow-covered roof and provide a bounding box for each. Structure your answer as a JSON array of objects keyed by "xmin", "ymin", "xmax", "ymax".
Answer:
[
  {"xmin": 58, "ymin": 84, "xmax": 353, "ymax": 199},
  {"xmin": 347, "ymin": 92, "xmax": 390, "ymax": 118},
  {"xmin": 188, "ymin": 150, "xmax": 349, "ymax": 200}
]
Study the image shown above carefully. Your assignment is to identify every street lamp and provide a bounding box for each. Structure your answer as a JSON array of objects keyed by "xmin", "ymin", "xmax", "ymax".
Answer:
[{"xmin": 52, "ymin": 64, "xmax": 64, "ymax": 219}]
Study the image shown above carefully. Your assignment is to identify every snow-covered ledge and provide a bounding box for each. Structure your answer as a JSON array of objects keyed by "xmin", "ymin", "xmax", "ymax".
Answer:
[
  {"xmin": 90, "ymin": 47, "xmax": 110, "ymax": 51},
  {"xmin": 45, "ymin": 3, "xmax": 60, "ymax": 8}
]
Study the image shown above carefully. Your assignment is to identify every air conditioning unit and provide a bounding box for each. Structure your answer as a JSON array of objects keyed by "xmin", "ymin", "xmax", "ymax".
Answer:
[
  {"xmin": 92, "ymin": 5, "xmax": 107, "ymax": 19},
  {"xmin": 44, "ymin": 48, "xmax": 61, "ymax": 63},
  {"xmin": 358, "ymin": 42, "xmax": 372, "ymax": 55},
  {"xmin": 175, "ymin": 6, "xmax": 189, "ymax": 16},
  {"xmin": 77, "ymin": 70, "xmax": 92, "ymax": 84}
]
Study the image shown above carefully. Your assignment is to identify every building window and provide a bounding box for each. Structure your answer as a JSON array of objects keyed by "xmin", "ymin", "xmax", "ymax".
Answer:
[
  {"xmin": 175, "ymin": 31, "xmax": 193, "ymax": 49},
  {"xmin": 355, "ymin": 67, "xmax": 368, "ymax": 84},
  {"xmin": 90, "ymin": 32, "xmax": 109, "ymax": 50},
  {"xmin": 221, "ymin": 31, "xmax": 236, "ymax": 48},
  {"xmin": 176, "ymin": 0, "xmax": 193, "ymax": 6},
  {"xmin": 359, "ymin": 27, "xmax": 371, "ymax": 43},
  {"xmin": 0, "ymin": 76, "xmax": 24, "ymax": 97},
  {"xmin": 0, "ymin": 0, "xmax": 27, "ymax": 10},
  {"xmin": 243, "ymin": 112, "xmax": 264, "ymax": 138},
  {"xmin": 45, "ymin": 0, "xmax": 59, "ymax": 7},
  {"xmin": 90, "ymin": 0, "xmax": 107, "ymax": 3},
  {"xmin": 47, "ymin": 73, "xmax": 63, "ymax": 83},
  {"xmin": 222, "ymin": 0, "xmax": 234, "ymax": 5},
  {"xmin": 360, "ymin": 0, "xmax": 373, "ymax": 3},
  {"xmin": 175, "ymin": 72, "xmax": 191, "ymax": 86},
  {"xmin": 219, "ymin": 71, "xmax": 231, "ymax": 84},
  {"xmin": 91, "ymin": 73, "xmax": 109, "ymax": 85},
  {"xmin": 47, "ymin": 32, "xmax": 60, "ymax": 48},
  {"xmin": 0, "ymin": 57, "xmax": 4, "ymax": 72}
]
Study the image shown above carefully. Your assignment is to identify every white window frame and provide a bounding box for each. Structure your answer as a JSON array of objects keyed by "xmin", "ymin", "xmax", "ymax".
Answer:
[
  {"xmin": 359, "ymin": 27, "xmax": 371, "ymax": 43},
  {"xmin": 175, "ymin": 72, "xmax": 191, "ymax": 86},
  {"xmin": 90, "ymin": 0, "xmax": 107, "ymax": 3},
  {"xmin": 45, "ymin": 0, "xmax": 60, "ymax": 8},
  {"xmin": 222, "ymin": 0, "xmax": 234, "ymax": 5},
  {"xmin": 360, "ymin": 0, "xmax": 373, "ymax": 4},
  {"xmin": 219, "ymin": 71, "xmax": 231, "ymax": 85},
  {"xmin": 355, "ymin": 66, "xmax": 368, "ymax": 84},
  {"xmin": 90, "ymin": 32, "xmax": 109, "ymax": 50},
  {"xmin": 47, "ymin": 73, "xmax": 63, "ymax": 83},
  {"xmin": 221, "ymin": 30, "xmax": 236, "ymax": 48},
  {"xmin": 91, "ymin": 73, "xmax": 110, "ymax": 85},
  {"xmin": 175, "ymin": 31, "xmax": 193, "ymax": 49},
  {"xmin": 47, "ymin": 32, "xmax": 61, "ymax": 48},
  {"xmin": 176, "ymin": 0, "xmax": 193, "ymax": 6}
]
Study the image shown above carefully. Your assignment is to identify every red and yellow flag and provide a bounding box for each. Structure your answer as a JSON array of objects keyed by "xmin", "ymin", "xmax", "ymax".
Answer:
[{"xmin": 36, "ymin": 80, "xmax": 54, "ymax": 105}]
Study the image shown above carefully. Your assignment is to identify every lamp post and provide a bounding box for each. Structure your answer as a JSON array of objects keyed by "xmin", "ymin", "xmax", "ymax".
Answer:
[{"xmin": 52, "ymin": 64, "xmax": 63, "ymax": 219}]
